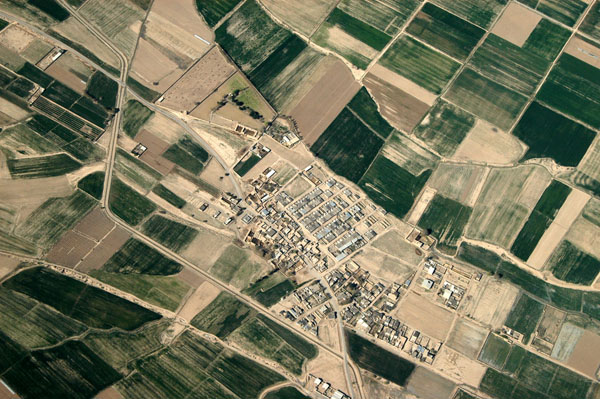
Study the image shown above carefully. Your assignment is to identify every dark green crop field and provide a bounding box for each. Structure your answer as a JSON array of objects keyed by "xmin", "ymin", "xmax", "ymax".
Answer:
[
  {"xmin": 359, "ymin": 155, "xmax": 431, "ymax": 218},
  {"xmin": 103, "ymin": 238, "xmax": 182, "ymax": 276},
  {"xmin": 347, "ymin": 330, "xmax": 415, "ymax": 386},
  {"xmin": 479, "ymin": 334, "xmax": 511, "ymax": 369},
  {"xmin": 265, "ymin": 387, "xmax": 309, "ymax": 399},
  {"xmin": 326, "ymin": 8, "xmax": 392, "ymax": 51},
  {"xmin": 43, "ymin": 80, "xmax": 81, "ymax": 108},
  {"xmin": 28, "ymin": 0, "xmax": 70, "ymax": 21},
  {"xmin": 503, "ymin": 345, "xmax": 527, "ymax": 374},
  {"xmin": 122, "ymin": 99, "xmax": 154, "ymax": 138},
  {"xmin": 243, "ymin": 272, "xmax": 297, "ymax": 307},
  {"xmin": 549, "ymin": 240, "xmax": 600, "ymax": 285},
  {"xmin": 234, "ymin": 153, "xmax": 261, "ymax": 177},
  {"xmin": 86, "ymin": 71, "xmax": 118, "ymax": 109},
  {"xmin": 17, "ymin": 62, "xmax": 53, "ymax": 88},
  {"xmin": 514, "ymin": 102, "xmax": 595, "ymax": 166},
  {"xmin": 257, "ymin": 314, "xmax": 317, "ymax": 359},
  {"xmin": 504, "ymin": 294, "xmax": 545, "ymax": 343},
  {"xmin": 109, "ymin": 178, "xmax": 156, "ymax": 226},
  {"xmin": 192, "ymin": 292, "xmax": 257, "ymax": 339},
  {"xmin": 141, "ymin": 215, "xmax": 198, "ymax": 252},
  {"xmin": 534, "ymin": 0, "xmax": 587, "ymax": 27},
  {"xmin": 311, "ymin": 108, "xmax": 384, "ymax": 183},
  {"xmin": 580, "ymin": 1, "xmax": 600, "ymax": 40},
  {"xmin": 77, "ymin": 171, "xmax": 105, "ymax": 200},
  {"xmin": 407, "ymin": 2, "xmax": 484, "ymax": 60},
  {"xmin": 3, "ymin": 267, "xmax": 161, "ymax": 330},
  {"xmin": 163, "ymin": 136, "xmax": 208, "ymax": 175},
  {"xmin": 418, "ymin": 194, "xmax": 472, "ymax": 254},
  {"xmin": 430, "ymin": 0, "xmax": 507, "ymax": 28},
  {"xmin": 152, "ymin": 184, "xmax": 186, "ymax": 208},
  {"xmin": 195, "ymin": 0, "xmax": 241, "ymax": 27},
  {"xmin": 249, "ymin": 34, "xmax": 306, "ymax": 92},
  {"xmin": 7, "ymin": 153, "xmax": 81, "ymax": 179},
  {"xmin": 347, "ymin": 87, "xmax": 394, "ymax": 138}
]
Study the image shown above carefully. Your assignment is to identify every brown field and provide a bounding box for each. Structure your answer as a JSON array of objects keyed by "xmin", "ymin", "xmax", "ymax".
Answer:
[
  {"xmin": 262, "ymin": 0, "xmax": 336, "ymax": 36},
  {"xmin": 528, "ymin": 189, "xmax": 590, "ymax": 269},
  {"xmin": 45, "ymin": 63, "xmax": 86, "ymax": 93},
  {"xmin": 434, "ymin": 347, "xmax": 486, "ymax": 387},
  {"xmin": 180, "ymin": 228, "xmax": 231, "ymax": 269},
  {"xmin": 144, "ymin": 113, "xmax": 186, "ymax": 144},
  {"xmin": 151, "ymin": 0, "xmax": 213, "ymax": 45},
  {"xmin": 46, "ymin": 230, "xmax": 96, "ymax": 268},
  {"xmin": 353, "ymin": 247, "xmax": 417, "ymax": 283},
  {"xmin": 446, "ymin": 318, "xmax": 488, "ymax": 359},
  {"xmin": 308, "ymin": 351, "xmax": 349, "ymax": 393},
  {"xmin": 0, "ymin": 25, "xmax": 36, "ymax": 53},
  {"xmin": 0, "ymin": 97, "xmax": 30, "ymax": 120},
  {"xmin": 363, "ymin": 72, "xmax": 430, "ymax": 133},
  {"xmin": 95, "ymin": 387, "xmax": 123, "ymax": 399},
  {"xmin": 461, "ymin": 276, "xmax": 519, "ymax": 329},
  {"xmin": 134, "ymin": 130, "xmax": 175, "ymax": 175},
  {"xmin": 73, "ymin": 207, "xmax": 115, "ymax": 241},
  {"xmin": 0, "ymin": 254, "xmax": 20, "ymax": 280},
  {"xmin": 130, "ymin": 38, "xmax": 183, "ymax": 92},
  {"xmin": 284, "ymin": 175, "xmax": 313, "ymax": 198},
  {"xmin": 452, "ymin": 120, "xmax": 525, "ymax": 164},
  {"xmin": 160, "ymin": 46, "xmax": 236, "ymax": 112},
  {"xmin": 76, "ymin": 227, "xmax": 130, "ymax": 273},
  {"xmin": 289, "ymin": 58, "xmax": 360, "ymax": 146},
  {"xmin": 406, "ymin": 367, "xmax": 456, "ymax": 399},
  {"xmin": 536, "ymin": 306, "xmax": 565, "ymax": 344},
  {"xmin": 176, "ymin": 266, "xmax": 206, "ymax": 288},
  {"xmin": 566, "ymin": 218, "xmax": 600, "ymax": 261},
  {"xmin": 0, "ymin": 381, "xmax": 18, "ymax": 399},
  {"xmin": 177, "ymin": 281, "xmax": 220, "ymax": 321},
  {"xmin": 567, "ymin": 330, "xmax": 600, "ymax": 378},
  {"xmin": 393, "ymin": 292, "xmax": 455, "ymax": 341},
  {"xmin": 199, "ymin": 158, "xmax": 235, "ymax": 194},
  {"xmin": 491, "ymin": 2, "xmax": 541, "ymax": 47},
  {"xmin": 564, "ymin": 36, "xmax": 600, "ymax": 69}
]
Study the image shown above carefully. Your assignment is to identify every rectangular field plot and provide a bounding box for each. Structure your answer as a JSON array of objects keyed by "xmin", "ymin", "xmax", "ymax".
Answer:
[
  {"xmin": 162, "ymin": 136, "xmax": 209, "ymax": 175},
  {"xmin": 195, "ymin": 0, "xmax": 241, "ymax": 27},
  {"xmin": 347, "ymin": 87, "xmax": 394, "ymax": 138},
  {"xmin": 526, "ymin": 0, "xmax": 587, "ymax": 26},
  {"xmin": 109, "ymin": 178, "xmax": 157, "ymax": 226},
  {"xmin": 580, "ymin": 1, "xmax": 600, "ymax": 40},
  {"xmin": 380, "ymin": 35, "xmax": 460, "ymax": 94},
  {"xmin": 192, "ymin": 292, "xmax": 257, "ymax": 339},
  {"xmin": 478, "ymin": 334, "xmax": 511, "ymax": 369},
  {"xmin": 122, "ymin": 100, "xmax": 153, "ymax": 138},
  {"xmin": 406, "ymin": 3, "xmax": 484, "ymax": 60},
  {"xmin": 548, "ymin": 240, "xmax": 600, "ymax": 285},
  {"xmin": 417, "ymin": 194, "xmax": 472, "ymax": 254},
  {"xmin": 7, "ymin": 153, "xmax": 81, "ymax": 179},
  {"xmin": 514, "ymin": 102, "xmax": 595, "ymax": 167},
  {"xmin": 444, "ymin": 68, "xmax": 528, "ymax": 130},
  {"xmin": 103, "ymin": 237, "xmax": 182, "ymax": 275},
  {"xmin": 243, "ymin": 272, "xmax": 297, "ymax": 307},
  {"xmin": 337, "ymin": 0, "xmax": 418, "ymax": 36},
  {"xmin": 537, "ymin": 53, "xmax": 600, "ymax": 129},
  {"xmin": 470, "ymin": 19, "xmax": 570, "ymax": 95},
  {"xmin": 261, "ymin": 0, "xmax": 336, "ymax": 36},
  {"xmin": 430, "ymin": 0, "xmax": 507, "ymax": 28},
  {"xmin": 504, "ymin": 294, "xmax": 545, "ymax": 342},
  {"xmin": 208, "ymin": 245, "xmax": 266, "ymax": 290},
  {"xmin": 141, "ymin": 215, "xmax": 198, "ymax": 253}
]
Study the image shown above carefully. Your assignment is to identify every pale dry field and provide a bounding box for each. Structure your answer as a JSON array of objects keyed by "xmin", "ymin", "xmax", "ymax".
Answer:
[
  {"xmin": 565, "ymin": 218, "xmax": 600, "ymax": 260},
  {"xmin": 564, "ymin": 36, "xmax": 600, "ymax": 69},
  {"xmin": 427, "ymin": 164, "xmax": 488, "ymax": 206},
  {"xmin": 452, "ymin": 120, "xmax": 525, "ymax": 164},
  {"xmin": 188, "ymin": 118, "xmax": 252, "ymax": 167},
  {"xmin": 259, "ymin": 135, "xmax": 314, "ymax": 170},
  {"xmin": 262, "ymin": 0, "xmax": 336, "ymax": 36},
  {"xmin": 242, "ymin": 152, "xmax": 278, "ymax": 181},
  {"xmin": 393, "ymin": 292, "xmax": 455, "ymax": 341},
  {"xmin": 0, "ymin": 97, "xmax": 29, "ymax": 120},
  {"xmin": 575, "ymin": 131, "xmax": 600, "ymax": 183},
  {"xmin": 284, "ymin": 175, "xmax": 313, "ymax": 198},
  {"xmin": 77, "ymin": 227, "xmax": 130, "ymax": 273},
  {"xmin": 271, "ymin": 159, "xmax": 297, "ymax": 186},
  {"xmin": 95, "ymin": 387, "xmax": 123, "ymax": 399},
  {"xmin": 181, "ymin": 228, "xmax": 231, "ymax": 270},
  {"xmin": 0, "ymin": 254, "xmax": 20, "ymax": 280},
  {"xmin": 320, "ymin": 25, "xmax": 378, "ymax": 59},
  {"xmin": 307, "ymin": 351, "xmax": 349, "ymax": 393},
  {"xmin": 536, "ymin": 306, "xmax": 566, "ymax": 344},
  {"xmin": 491, "ymin": 2, "xmax": 541, "ymax": 47},
  {"xmin": 382, "ymin": 132, "xmax": 438, "ymax": 176},
  {"xmin": 144, "ymin": 113, "xmax": 186, "ymax": 145},
  {"xmin": 353, "ymin": 247, "xmax": 417, "ymax": 283},
  {"xmin": 406, "ymin": 367, "xmax": 456, "ymax": 399},
  {"xmin": 130, "ymin": 38, "xmax": 183, "ymax": 92},
  {"xmin": 369, "ymin": 64, "xmax": 437, "ymax": 105},
  {"xmin": 152, "ymin": 0, "xmax": 213, "ymax": 42},
  {"xmin": 73, "ymin": 207, "xmax": 115, "ymax": 241},
  {"xmin": 0, "ymin": 25, "xmax": 36, "ymax": 53},
  {"xmin": 371, "ymin": 229, "xmax": 424, "ymax": 265},
  {"xmin": 407, "ymin": 186, "xmax": 436, "ymax": 225},
  {"xmin": 199, "ymin": 158, "xmax": 235, "ymax": 194},
  {"xmin": 461, "ymin": 277, "xmax": 519, "ymax": 329},
  {"xmin": 177, "ymin": 281, "xmax": 221, "ymax": 322},
  {"xmin": 446, "ymin": 318, "xmax": 488, "ymax": 359},
  {"xmin": 45, "ymin": 63, "xmax": 87, "ymax": 93},
  {"xmin": 566, "ymin": 330, "xmax": 600, "ymax": 378},
  {"xmin": 529, "ymin": 189, "xmax": 590, "ymax": 269},
  {"xmin": 434, "ymin": 347, "xmax": 486, "ymax": 387},
  {"xmin": 46, "ymin": 230, "xmax": 96, "ymax": 268},
  {"xmin": 0, "ymin": 176, "xmax": 72, "ymax": 220},
  {"xmin": 552, "ymin": 322, "xmax": 584, "ymax": 361}
]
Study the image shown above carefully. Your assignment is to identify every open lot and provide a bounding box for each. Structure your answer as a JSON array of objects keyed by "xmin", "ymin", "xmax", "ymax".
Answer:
[
  {"xmin": 491, "ymin": 2, "xmax": 540, "ymax": 46},
  {"xmin": 461, "ymin": 275, "xmax": 520, "ymax": 329},
  {"xmin": 446, "ymin": 318, "xmax": 488, "ymax": 359},
  {"xmin": 394, "ymin": 292, "xmax": 455, "ymax": 341},
  {"xmin": 406, "ymin": 366, "xmax": 456, "ymax": 399},
  {"xmin": 452, "ymin": 119, "xmax": 524, "ymax": 164},
  {"xmin": 566, "ymin": 329, "xmax": 600, "ymax": 378}
]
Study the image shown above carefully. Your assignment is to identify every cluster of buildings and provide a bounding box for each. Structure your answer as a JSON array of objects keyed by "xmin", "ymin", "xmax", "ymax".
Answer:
[
  {"xmin": 279, "ymin": 280, "xmax": 334, "ymax": 335},
  {"xmin": 415, "ymin": 258, "xmax": 475, "ymax": 311},
  {"xmin": 310, "ymin": 376, "xmax": 350, "ymax": 399}
]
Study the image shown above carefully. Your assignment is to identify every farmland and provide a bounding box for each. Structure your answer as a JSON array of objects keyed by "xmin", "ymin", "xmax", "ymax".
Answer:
[
  {"xmin": 548, "ymin": 241, "xmax": 600, "ymax": 285},
  {"xmin": 208, "ymin": 245, "xmax": 265, "ymax": 289},
  {"xmin": 234, "ymin": 154, "xmax": 261, "ymax": 177},
  {"xmin": 479, "ymin": 334, "xmax": 511, "ymax": 369},
  {"xmin": 506, "ymin": 294, "xmax": 545, "ymax": 343},
  {"xmin": 141, "ymin": 215, "xmax": 198, "ymax": 253},
  {"xmin": 418, "ymin": 194, "xmax": 472, "ymax": 254},
  {"xmin": 85, "ymin": 71, "xmax": 118, "ymax": 109},
  {"xmin": 265, "ymin": 387, "xmax": 308, "ymax": 399},
  {"xmin": 528, "ymin": 0, "xmax": 587, "ymax": 26},
  {"xmin": 337, "ymin": 0, "xmax": 417, "ymax": 36},
  {"xmin": 7, "ymin": 153, "xmax": 82, "ymax": 179},
  {"xmin": 122, "ymin": 100, "xmax": 153, "ymax": 138},
  {"xmin": 103, "ymin": 238, "xmax": 182, "ymax": 275},
  {"xmin": 243, "ymin": 272, "xmax": 297, "ymax": 307},
  {"xmin": 191, "ymin": 292, "xmax": 257, "ymax": 338},
  {"xmin": 380, "ymin": 35, "xmax": 460, "ymax": 94},
  {"xmin": 152, "ymin": 184, "xmax": 186, "ymax": 208},
  {"xmin": 115, "ymin": 148, "xmax": 162, "ymax": 191},
  {"xmin": 581, "ymin": 1, "xmax": 600, "ymax": 40},
  {"xmin": 195, "ymin": 0, "xmax": 241, "ymax": 27},
  {"xmin": 430, "ymin": 0, "xmax": 507, "ymax": 28},
  {"xmin": 109, "ymin": 178, "xmax": 157, "ymax": 226},
  {"xmin": 162, "ymin": 136, "xmax": 209, "ymax": 175},
  {"xmin": 77, "ymin": 171, "xmax": 105, "ymax": 200},
  {"xmin": 347, "ymin": 87, "xmax": 394, "ymax": 138}
]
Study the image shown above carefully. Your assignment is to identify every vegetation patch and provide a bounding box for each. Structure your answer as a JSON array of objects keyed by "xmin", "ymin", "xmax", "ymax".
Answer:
[
  {"xmin": 347, "ymin": 87, "xmax": 394, "ymax": 138},
  {"xmin": 152, "ymin": 184, "xmax": 186, "ymax": 208},
  {"xmin": 115, "ymin": 148, "xmax": 162, "ymax": 190},
  {"xmin": 163, "ymin": 136, "xmax": 208, "ymax": 175},
  {"xmin": 478, "ymin": 334, "xmax": 511, "ymax": 369},
  {"xmin": 86, "ymin": 71, "xmax": 118, "ymax": 109},
  {"xmin": 418, "ymin": 194, "xmax": 472, "ymax": 254},
  {"xmin": 191, "ymin": 292, "xmax": 257, "ymax": 339},
  {"xmin": 429, "ymin": 0, "xmax": 507, "ymax": 28},
  {"xmin": 534, "ymin": 0, "xmax": 587, "ymax": 26},
  {"xmin": 103, "ymin": 238, "xmax": 182, "ymax": 275},
  {"xmin": 580, "ymin": 1, "xmax": 600, "ymax": 40},
  {"xmin": 109, "ymin": 178, "xmax": 157, "ymax": 226},
  {"xmin": 380, "ymin": 35, "xmax": 460, "ymax": 94},
  {"xmin": 265, "ymin": 387, "xmax": 309, "ymax": 399},
  {"xmin": 78, "ymin": 171, "xmax": 105, "ymax": 200},
  {"xmin": 122, "ymin": 99, "xmax": 153, "ymax": 138},
  {"xmin": 195, "ymin": 0, "xmax": 242, "ymax": 27},
  {"xmin": 549, "ymin": 240, "xmax": 600, "ymax": 285},
  {"xmin": 126, "ymin": 76, "xmax": 160, "ymax": 102},
  {"xmin": 504, "ymin": 294, "xmax": 545, "ymax": 343},
  {"xmin": 243, "ymin": 272, "xmax": 297, "ymax": 307},
  {"xmin": 234, "ymin": 153, "xmax": 261, "ymax": 177},
  {"xmin": 208, "ymin": 245, "xmax": 264, "ymax": 289},
  {"xmin": 249, "ymin": 34, "xmax": 306, "ymax": 92},
  {"xmin": 324, "ymin": 8, "xmax": 391, "ymax": 52},
  {"xmin": 7, "ymin": 153, "xmax": 81, "ymax": 179},
  {"xmin": 141, "ymin": 215, "xmax": 198, "ymax": 253},
  {"xmin": 17, "ymin": 62, "xmax": 54, "ymax": 88}
]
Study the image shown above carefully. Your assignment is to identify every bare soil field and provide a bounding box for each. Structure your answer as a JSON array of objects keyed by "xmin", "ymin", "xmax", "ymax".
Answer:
[
  {"xmin": 406, "ymin": 367, "xmax": 456, "ymax": 399},
  {"xmin": 130, "ymin": 38, "xmax": 183, "ymax": 92},
  {"xmin": 45, "ymin": 63, "xmax": 87, "ymax": 93},
  {"xmin": 95, "ymin": 387, "xmax": 123, "ymax": 399},
  {"xmin": 242, "ymin": 151, "xmax": 278, "ymax": 181},
  {"xmin": 393, "ymin": 292, "xmax": 455, "ymax": 341},
  {"xmin": 271, "ymin": 159, "xmax": 297, "ymax": 186},
  {"xmin": 151, "ymin": 0, "xmax": 213, "ymax": 45},
  {"xmin": 284, "ymin": 175, "xmax": 313, "ymax": 198},
  {"xmin": 434, "ymin": 347, "xmax": 486, "ymax": 387},
  {"xmin": 566, "ymin": 330, "xmax": 600, "ymax": 378},
  {"xmin": 0, "ymin": 25, "xmax": 36, "ymax": 53},
  {"xmin": 491, "ymin": 2, "xmax": 541, "ymax": 47},
  {"xmin": 446, "ymin": 318, "xmax": 488, "ymax": 359},
  {"xmin": 289, "ymin": 58, "xmax": 360, "ymax": 146},
  {"xmin": 461, "ymin": 277, "xmax": 519, "ymax": 329},
  {"xmin": 177, "ymin": 281, "xmax": 220, "ymax": 321},
  {"xmin": 528, "ymin": 189, "xmax": 590, "ymax": 269},
  {"xmin": 452, "ymin": 120, "xmax": 525, "ymax": 164},
  {"xmin": 176, "ymin": 267, "xmax": 206, "ymax": 288},
  {"xmin": 0, "ymin": 97, "xmax": 29, "ymax": 120},
  {"xmin": 160, "ymin": 47, "xmax": 236, "ymax": 113},
  {"xmin": 353, "ymin": 247, "xmax": 416, "ymax": 283},
  {"xmin": 0, "ymin": 381, "xmax": 19, "ymax": 399},
  {"xmin": 428, "ymin": 164, "xmax": 488, "ymax": 206},
  {"xmin": 73, "ymin": 207, "xmax": 115, "ymax": 241},
  {"xmin": 262, "ymin": 0, "xmax": 336, "ymax": 36},
  {"xmin": 181, "ymin": 228, "xmax": 231, "ymax": 270},
  {"xmin": 566, "ymin": 218, "xmax": 600, "ymax": 260},
  {"xmin": 0, "ymin": 254, "xmax": 20, "ymax": 280},
  {"xmin": 46, "ymin": 230, "xmax": 96, "ymax": 268},
  {"xmin": 259, "ymin": 135, "xmax": 314, "ymax": 170},
  {"xmin": 135, "ymin": 130, "xmax": 175, "ymax": 176},
  {"xmin": 144, "ymin": 113, "xmax": 186, "ymax": 145},
  {"xmin": 407, "ymin": 187, "xmax": 437, "ymax": 225},
  {"xmin": 536, "ymin": 306, "xmax": 565, "ymax": 344},
  {"xmin": 552, "ymin": 322, "xmax": 584, "ymax": 361},
  {"xmin": 76, "ymin": 227, "xmax": 130, "ymax": 273},
  {"xmin": 565, "ymin": 36, "xmax": 600, "ymax": 69},
  {"xmin": 371, "ymin": 229, "xmax": 423, "ymax": 265},
  {"xmin": 307, "ymin": 351, "xmax": 349, "ymax": 394},
  {"xmin": 199, "ymin": 158, "xmax": 234, "ymax": 194},
  {"xmin": 0, "ymin": 176, "xmax": 72, "ymax": 220}
]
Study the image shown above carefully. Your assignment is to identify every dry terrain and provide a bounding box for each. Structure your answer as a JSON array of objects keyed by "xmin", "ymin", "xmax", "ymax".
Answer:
[
  {"xmin": 490, "ymin": 2, "xmax": 541, "ymax": 47},
  {"xmin": 393, "ymin": 292, "xmax": 455, "ymax": 341},
  {"xmin": 452, "ymin": 120, "xmax": 525, "ymax": 164},
  {"xmin": 177, "ymin": 281, "xmax": 221, "ymax": 321}
]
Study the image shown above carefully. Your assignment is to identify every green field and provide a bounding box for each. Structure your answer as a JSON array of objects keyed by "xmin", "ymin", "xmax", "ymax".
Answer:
[
  {"xmin": 469, "ymin": 20, "xmax": 570, "ymax": 95},
  {"xmin": 152, "ymin": 184, "xmax": 186, "ymax": 208},
  {"xmin": 0, "ymin": 18, "xmax": 8, "ymax": 31},
  {"xmin": 3, "ymin": 267, "xmax": 161, "ymax": 330},
  {"xmin": 347, "ymin": 87, "xmax": 394, "ymax": 138},
  {"xmin": 504, "ymin": 294, "xmax": 545, "ymax": 343},
  {"xmin": 233, "ymin": 153, "xmax": 261, "ymax": 177},
  {"xmin": 216, "ymin": 0, "xmax": 291, "ymax": 73},
  {"xmin": 122, "ymin": 99, "xmax": 153, "ymax": 138},
  {"xmin": 444, "ymin": 67, "xmax": 528, "ymax": 130},
  {"xmin": 380, "ymin": 35, "xmax": 460, "ymax": 94},
  {"xmin": 0, "ymin": 123, "xmax": 61, "ymax": 158},
  {"xmin": 109, "ymin": 178, "xmax": 156, "ymax": 226},
  {"xmin": 537, "ymin": 54, "xmax": 600, "ymax": 129},
  {"xmin": 209, "ymin": 245, "xmax": 264, "ymax": 289},
  {"xmin": 257, "ymin": 314, "xmax": 317, "ymax": 359},
  {"xmin": 548, "ymin": 240, "xmax": 600, "ymax": 285},
  {"xmin": 192, "ymin": 292, "xmax": 257, "ymax": 339},
  {"xmin": 126, "ymin": 76, "xmax": 160, "ymax": 102},
  {"xmin": 323, "ymin": 8, "xmax": 392, "ymax": 51},
  {"xmin": 581, "ymin": 1, "xmax": 600, "ymax": 40},
  {"xmin": 78, "ymin": 171, "xmax": 105, "ymax": 200},
  {"xmin": 478, "ymin": 334, "xmax": 511, "ymax": 369},
  {"xmin": 28, "ymin": 0, "xmax": 70, "ymax": 21},
  {"xmin": 195, "ymin": 0, "xmax": 241, "ymax": 26},
  {"xmin": 115, "ymin": 148, "xmax": 162, "ymax": 190},
  {"xmin": 311, "ymin": 108, "xmax": 384, "ymax": 183},
  {"xmin": 511, "ymin": 180, "xmax": 571, "ymax": 260},
  {"xmin": 265, "ymin": 387, "xmax": 309, "ymax": 399},
  {"xmin": 418, "ymin": 194, "xmax": 472, "ymax": 254},
  {"xmin": 0, "ymin": 331, "xmax": 25, "ymax": 374},
  {"xmin": 430, "ymin": 0, "xmax": 507, "ymax": 28},
  {"xmin": 90, "ymin": 270, "xmax": 189, "ymax": 311},
  {"xmin": 243, "ymin": 272, "xmax": 297, "ymax": 307},
  {"xmin": 249, "ymin": 34, "xmax": 306, "ymax": 92},
  {"xmin": 103, "ymin": 238, "xmax": 182, "ymax": 275},
  {"xmin": 503, "ymin": 345, "xmax": 527, "ymax": 374},
  {"xmin": 7, "ymin": 153, "xmax": 82, "ymax": 179},
  {"xmin": 7, "ymin": 77, "xmax": 35, "ymax": 97},
  {"xmin": 163, "ymin": 136, "xmax": 208, "ymax": 175},
  {"xmin": 407, "ymin": 3, "xmax": 484, "ymax": 60},
  {"xmin": 533, "ymin": 0, "xmax": 587, "ymax": 26},
  {"xmin": 359, "ymin": 155, "xmax": 431, "ymax": 218},
  {"xmin": 141, "ymin": 215, "xmax": 198, "ymax": 253},
  {"xmin": 17, "ymin": 62, "xmax": 53, "ymax": 88},
  {"xmin": 514, "ymin": 102, "xmax": 595, "ymax": 166},
  {"xmin": 86, "ymin": 71, "xmax": 118, "ymax": 109},
  {"xmin": 337, "ymin": 0, "xmax": 418, "ymax": 36},
  {"xmin": 413, "ymin": 100, "xmax": 475, "ymax": 156},
  {"xmin": 347, "ymin": 330, "xmax": 415, "ymax": 386}
]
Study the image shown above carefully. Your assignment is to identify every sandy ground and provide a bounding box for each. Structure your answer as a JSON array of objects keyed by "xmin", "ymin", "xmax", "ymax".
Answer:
[
  {"xmin": 427, "ymin": 164, "xmax": 488, "ymax": 207},
  {"xmin": 76, "ymin": 227, "xmax": 130, "ymax": 273},
  {"xmin": 537, "ymin": 306, "xmax": 566, "ymax": 344},
  {"xmin": 181, "ymin": 228, "xmax": 231, "ymax": 270},
  {"xmin": 188, "ymin": 118, "xmax": 252, "ymax": 167},
  {"xmin": 405, "ymin": 367, "xmax": 456, "ymax": 399},
  {"xmin": 0, "ymin": 254, "xmax": 20, "ymax": 280},
  {"xmin": 564, "ymin": 36, "xmax": 600, "ymax": 69},
  {"xmin": 0, "ymin": 176, "xmax": 72, "ymax": 220},
  {"xmin": 528, "ymin": 189, "xmax": 590, "ymax": 269},
  {"xmin": 446, "ymin": 318, "xmax": 488, "ymax": 359},
  {"xmin": 461, "ymin": 276, "xmax": 519, "ymax": 329},
  {"xmin": 353, "ymin": 247, "xmax": 417, "ymax": 283},
  {"xmin": 284, "ymin": 175, "xmax": 313, "ymax": 198},
  {"xmin": 0, "ymin": 97, "xmax": 29, "ymax": 120},
  {"xmin": 242, "ymin": 152, "xmax": 278, "ymax": 182},
  {"xmin": 326, "ymin": 25, "xmax": 378, "ymax": 59},
  {"xmin": 0, "ymin": 24, "xmax": 36, "ymax": 53},
  {"xmin": 130, "ymin": 38, "xmax": 183, "ymax": 92},
  {"xmin": 434, "ymin": 347, "xmax": 486, "ymax": 388},
  {"xmin": 407, "ymin": 187, "xmax": 436, "ymax": 225},
  {"xmin": 0, "ymin": 380, "xmax": 19, "ymax": 399},
  {"xmin": 393, "ymin": 292, "xmax": 455, "ymax": 341},
  {"xmin": 566, "ymin": 330, "xmax": 600, "ymax": 378},
  {"xmin": 45, "ymin": 63, "xmax": 87, "ymax": 93},
  {"xmin": 95, "ymin": 387, "xmax": 123, "ymax": 399},
  {"xmin": 289, "ymin": 58, "xmax": 360, "ymax": 146},
  {"xmin": 259, "ymin": 136, "xmax": 314, "ymax": 170},
  {"xmin": 65, "ymin": 162, "xmax": 105, "ymax": 187},
  {"xmin": 491, "ymin": 2, "xmax": 541, "ymax": 47},
  {"xmin": 452, "ymin": 120, "xmax": 525, "ymax": 164},
  {"xmin": 178, "ymin": 280, "xmax": 220, "ymax": 321},
  {"xmin": 307, "ymin": 351, "xmax": 349, "ymax": 394}
]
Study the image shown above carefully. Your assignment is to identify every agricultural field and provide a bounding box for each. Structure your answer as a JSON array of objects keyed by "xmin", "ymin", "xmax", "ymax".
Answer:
[
  {"xmin": 382, "ymin": 131, "xmax": 438, "ymax": 176},
  {"xmin": 427, "ymin": 164, "xmax": 487, "ymax": 206},
  {"xmin": 115, "ymin": 148, "xmax": 162, "ymax": 191},
  {"xmin": 444, "ymin": 68, "xmax": 528, "ymax": 130},
  {"xmin": 151, "ymin": 184, "xmax": 186, "ymax": 209},
  {"xmin": 406, "ymin": 3, "xmax": 485, "ymax": 60},
  {"xmin": 122, "ymin": 100, "xmax": 153, "ymax": 138},
  {"xmin": 162, "ymin": 136, "xmax": 209, "ymax": 175},
  {"xmin": 191, "ymin": 292, "xmax": 257, "ymax": 339},
  {"xmin": 86, "ymin": 71, "xmax": 118, "ymax": 109},
  {"xmin": 505, "ymin": 294, "xmax": 545, "ymax": 342},
  {"xmin": 234, "ymin": 154, "xmax": 261, "ymax": 177},
  {"xmin": 417, "ymin": 194, "xmax": 473, "ymax": 254},
  {"xmin": 265, "ymin": 387, "xmax": 309, "ymax": 399},
  {"xmin": 195, "ymin": 0, "xmax": 241, "ymax": 27},
  {"xmin": 141, "ymin": 215, "xmax": 198, "ymax": 253},
  {"xmin": 243, "ymin": 272, "xmax": 297, "ymax": 307},
  {"xmin": 208, "ymin": 245, "xmax": 266, "ymax": 289},
  {"xmin": 581, "ymin": 1, "xmax": 600, "ymax": 40},
  {"xmin": 337, "ymin": 0, "xmax": 418, "ymax": 37},
  {"xmin": 109, "ymin": 178, "xmax": 157, "ymax": 226},
  {"xmin": 446, "ymin": 318, "xmax": 488, "ymax": 359},
  {"xmin": 548, "ymin": 240, "xmax": 600, "ymax": 285},
  {"xmin": 523, "ymin": 0, "xmax": 587, "ymax": 26},
  {"xmin": 261, "ymin": 0, "xmax": 335, "ymax": 36},
  {"xmin": 77, "ymin": 171, "xmax": 105, "ymax": 200},
  {"xmin": 347, "ymin": 87, "xmax": 394, "ymax": 138},
  {"xmin": 430, "ymin": 0, "xmax": 507, "ymax": 28},
  {"xmin": 7, "ymin": 153, "xmax": 81, "ymax": 179},
  {"xmin": 379, "ymin": 35, "xmax": 460, "ymax": 95},
  {"xmin": 103, "ymin": 238, "xmax": 182, "ymax": 275},
  {"xmin": 478, "ymin": 334, "xmax": 511, "ymax": 369}
]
